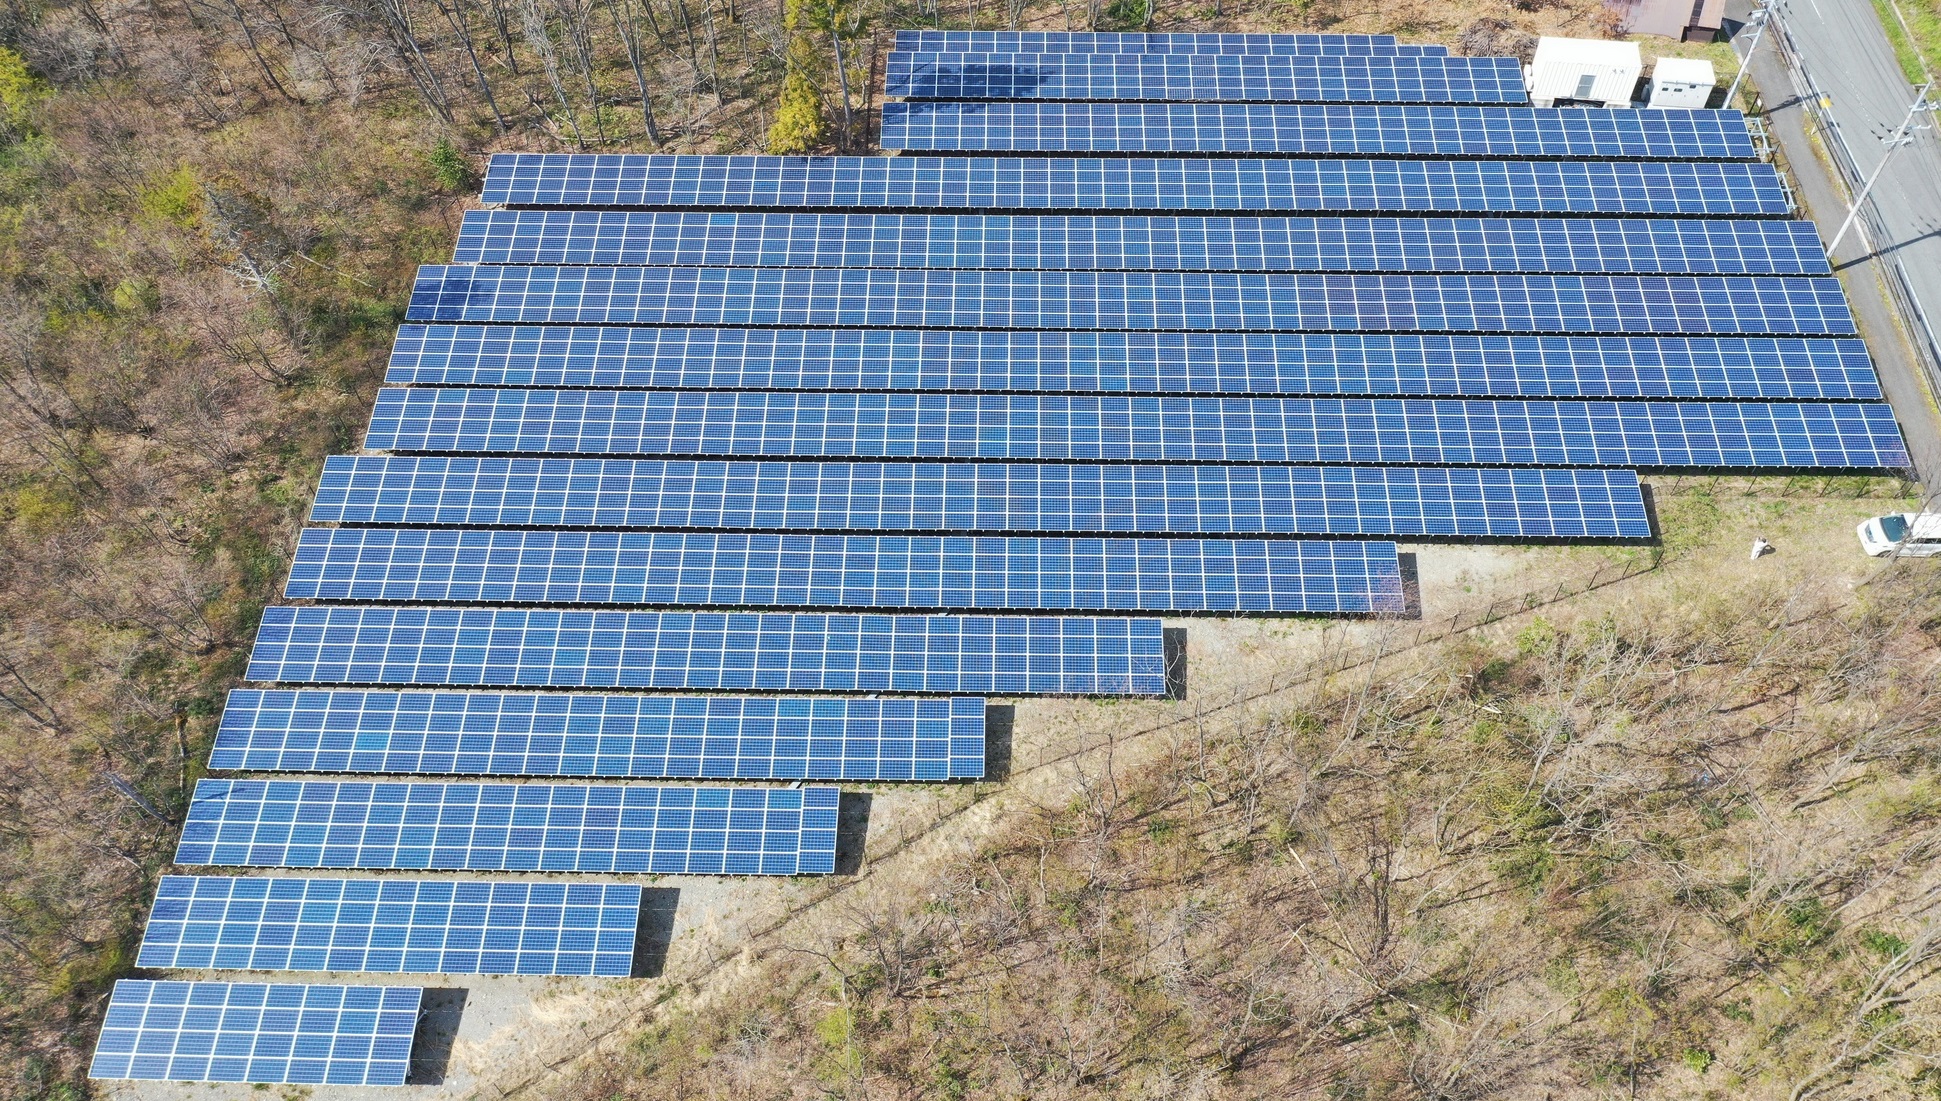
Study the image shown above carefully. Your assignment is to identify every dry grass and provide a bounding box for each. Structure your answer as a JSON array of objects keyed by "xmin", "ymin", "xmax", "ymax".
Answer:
[{"xmin": 559, "ymin": 559, "xmax": 1941, "ymax": 1100}]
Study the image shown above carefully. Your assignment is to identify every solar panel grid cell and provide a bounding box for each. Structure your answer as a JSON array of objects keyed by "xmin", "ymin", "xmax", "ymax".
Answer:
[
  {"xmin": 308, "ymin": 456, "xmax": 1653, "ymax": 539},
  {"xmin": 361, "ymin": 389, "xmax": 1909, "ymax": 470},
  {"xmin": 175, "ymin": 778, "xmax": 843, "ymax": 875},
  {"xmin": 212, "ymin": 690, "xmax": 988, "ymax": 780},
  {"xmin": 884, "ymin": 51, "xmax": 1527, "ymax": 103},
  {"xmin": 476, "ymin": 154, "xmax": 1791, "ymax": 215},
  {"xmin": 88, "ymin": 980, "xmax": 420, "ymax": 1086},
  {"xmin": 387, "ymin": 326, "xmax": 1881, "ymax": 400},
  {"xmin": 879, "ymin": 103, "xmax": 1757, "ymax": 158},
  {"xmin": 243, "ymin": 607, "xmax": 1170, "ymax": 695},
  {"xmin": 449, "ymin": 212, "xmax": 1830, "ymax": 276},
  {"xmin": 405, "ymin": 266, "xmax": 1856, "ymax": 335},
  {"xmin": 138, "ymin": 876, "xmax": 643, "ymax": 977},
  {"xmin": 284, "ymin": 529, "xmax": 1409, "ymax": 614}
]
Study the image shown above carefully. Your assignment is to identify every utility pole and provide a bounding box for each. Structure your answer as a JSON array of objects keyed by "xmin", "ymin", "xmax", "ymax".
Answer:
[
  {"xmin": 1724, "ymin": 0, "xmax": 1781, "ymax": 109},
  {"xmin": 1827, "ymin": 81, "xmax": 1938, "ymax": 255}
]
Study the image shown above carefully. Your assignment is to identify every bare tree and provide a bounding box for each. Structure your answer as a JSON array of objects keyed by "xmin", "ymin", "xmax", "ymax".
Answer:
[{"xmin": 603, "ymin": 0, "xmax": 663, "ymax": 143}]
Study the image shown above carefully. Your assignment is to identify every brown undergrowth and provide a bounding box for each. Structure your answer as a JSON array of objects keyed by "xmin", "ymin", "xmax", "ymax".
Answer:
[{"xmin": 566, "ymin": 569, "xmax": 1941, "ymax": 1100}]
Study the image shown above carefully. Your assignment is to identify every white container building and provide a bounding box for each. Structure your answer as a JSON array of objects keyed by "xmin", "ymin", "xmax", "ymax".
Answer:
[
  {"xmin": 1524, "ymin": 37, "xmax": 1644, "ymax": 108},
  {"xmin": 1646, "ymin": 57, "xmax": 1717, "ymax": 109}
]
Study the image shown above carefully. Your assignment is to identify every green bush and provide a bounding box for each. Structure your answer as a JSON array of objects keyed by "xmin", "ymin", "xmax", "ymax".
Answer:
[{"xmin": 427, "ymin": 138, "xmax": 477, "ymax": 192}]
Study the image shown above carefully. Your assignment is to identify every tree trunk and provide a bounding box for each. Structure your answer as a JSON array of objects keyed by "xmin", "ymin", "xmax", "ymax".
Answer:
[
  {"xmin": 702, "ymin": 0, "xmax": 722, "ymax": 106},
  {"xmin": 522, "ymin": 0, "xmax": 588, "ymax": 147},
  {"xmin": 218, "ymin": 0, "xmax": 298, "ymax": 101},
  {"xmin": 434, "ymin": 0, "xmax": 510, "ymax": 131},
  {"xmin": 484, "ymin": 0, "xmax": 523, "ymax": 73},
  {"xmin": 830, "ymin": 19, "xmax": 853, "ymax": 151},
  {"xmin": 378, "ymin": 0, "xmax": 458, "ymax": 122},
  {"xmin": 605, "ymin": 0, "xmax": 664, "ymax": 144}
]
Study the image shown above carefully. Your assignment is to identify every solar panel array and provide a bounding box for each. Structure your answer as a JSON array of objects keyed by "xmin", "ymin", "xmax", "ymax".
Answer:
[
  {"xmin": 451, "ymin": 211, "xmax": 1829, "ymax": 275},
  {"xmin": 90, "ymin": 980, "xmax": 420, "ymax": 1086},
  {"xmin": 390, "ymin": 326, "xmax": 1881, "ymax": 400},
  {"xmin": 361, "ymin": 388, "xmax": 1905, "ymax": 468},
  {"xmin": 213, "ymin": 690, "xmax": 987, "ymax": 780},
  {"xmin": 880, "ymin": 103, "xmax": 1761, "ymax": 157},
  {"xmin": 895, "ymin": 30, "xmax": 1446, "ymax": 54},
  {"xmin": 287, "ymin": 530, "xmax": 1406, "ymax": 613},
  {"xmin": 885, "ymin": 52, "xmax": 1527, "ymax": 104},
  {"xmin": 245, "ymin": 607, "xmax": 1167, "ymax": 694},
  {"xmin": 478, "ymin": 155, "xmax": 1792, "ymax": 215},
  {"xmin": 177, "ymin": 779, "xmax": 841, "ymax": 875},
  {"xmin": 309, "ymin": 457, "xmax": 1652, "ymax": 539},
  {"xmin": 102, "ymin": 27, "xmax": 1914, "ymax": 1088},
  {"xmin": 406, "ymin": 266, "xmax": 1857, "ymax": 334},
  {"xmin": 140, "ymin": 876, "xmax": 643, "ymax": 977}
]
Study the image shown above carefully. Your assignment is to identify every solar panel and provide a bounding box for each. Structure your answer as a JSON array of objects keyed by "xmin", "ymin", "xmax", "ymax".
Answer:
[
  {"xmin": 308, "ymin": 456, "xmax": 1652, "ymax": 539},
  {"xmin": 477, "ymin": 154, "xmax": 1791, "ymax": 216},
  {"xmin": 450, "ymin": 212, "xmax": 1828, "ymax": 276},
  {"xmin": 213, "ymin": 690, "xmax": 988, "ymax": 780},
  {"xmin": 284, "ymin": 530, "xmax": 1409, "ymax": 614},
  {"xmin": 362, "ymin": 389, "xmax": 1906, "ymax": 470},
  {"xmin": 138, "ymin": 876, "xmax": 643, "ymax": 977},
  {"xmin": 892, "ymin": 31, "xmax": 1445, "ymax": 55},
  {"xmin": 879, "ymin": 104, "xmax": 1757, "ymax": 158},
  {"xmin": 244, "ymin": 607, "xmax": 1169, "ymax": 695},
  {"xmin": 176, "ymin": 778, "xmax": 842, "ymax": 875},
  {"xmin": 88, "ymin": 980, "xmax": 420, "ymax": 1086},
  {"xmin": 388, "ymin": 326, "xmax": 1879, "ymax": 400},
  {"xmin": 885, "ymin": 52, "xmax": 1525, "ymax": 104},
  {"xmin": 406, "ymin": 266, "xmax": 1855, "ymax": 335}
]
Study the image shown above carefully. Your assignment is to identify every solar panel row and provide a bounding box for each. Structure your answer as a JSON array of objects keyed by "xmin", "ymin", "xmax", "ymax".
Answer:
[
  {"xmin": 90, "ymin": 980, "xmax": 420, "ymax": 1086},
  {"xmin": 406, "ymin": 266, "xmax": 1856, "ymax": 335},
  {"xmin": 885, "ymin": 51, "xmax": 1527, "ymax": 104},
  {"xmin": 893, "ymin": 30, "xmax": 1445, "ymax": 55},
  {"xmin": 246, "ymin": 606, "xmax": 1170, "ymax": 695},
  {"xmin": 309, "ymin": 456, "xmax": 1651, "ymax": 539},
  {"xmin": 363, "ymin": 389, "xmax": 1906, "ymax": 469},
  {"xmin": 388, "ymin": 326, "xmax": 1881, "ymax": 401},
  {"xmin": 178, "ymin": 778, "xmax": 842, "ymax": 875},
  {"xmin": 140, "ymin": 876, "xmax": 643, "ymax": 977},
  {"xmin": 214, "ymin": 690, "xmax": 988, "ymax": 780},
  {"xmin": 880, "ymin": 103, "xmax": 1758, "ymax": 158},
  {"xmin": 285, "ymin": 529, "xmax": 1408, "ymax": 614},
  {"xmin": 451, "ymin": 211, "xmax": 1829, "ymax": 275},
  {"xmin": 478, "ymin": 154, "xmax": 1791, "ymax": 215}
]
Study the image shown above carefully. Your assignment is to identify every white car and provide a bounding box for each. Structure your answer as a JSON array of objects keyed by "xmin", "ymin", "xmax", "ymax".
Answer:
[{"xmin": 1856, "ymin": 512, "xmax": 1941, "ymax": 557}]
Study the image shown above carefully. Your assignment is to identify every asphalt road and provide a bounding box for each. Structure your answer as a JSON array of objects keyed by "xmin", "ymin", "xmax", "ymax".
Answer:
[{"xmin": 1732, "ymin": 0, "xmax": 1941, "ymax": 488}]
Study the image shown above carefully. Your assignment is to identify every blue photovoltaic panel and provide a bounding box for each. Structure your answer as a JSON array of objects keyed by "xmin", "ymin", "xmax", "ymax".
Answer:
[
  {"xmin": 243, "ymin": 607, "xmax": 1169, "ymax": 695},
  {"xmin": 285, "ymin": 530, "xmax": 1408, "ymax": 614},
  {"xmin": 477, "ymin": 154, "xmax": 1791, "ymax": 216},
  {"xmin": 213, "ymin": 690, "xmax": 988, "ymax": 780},
  {"xmin": 88, "ymin": 980, "xmax": 419, "ymax": 1086},
  {"xmin": 885, "ymin": 52, "xmax": 1525, "ymax": 104},
  {"xmin": 308, "ymin": 456, "xmax": 1652, "ymax": 540},
  {"xmin": 879, "ymin": 104, "xmax": 1757, "ymax": 158},
  {"xmin": 363, "ymin": 389, "xmax": 1907, "ymax": 470},
  {"xmin": 138, "ymin": 876, "xmax": 642, "ymax": 977},
  {"xmin": 892, "ymin": 31, "xmax": 1443, "ymax": 55},
  {"xmin": 449, "ymin": 212, "xmax": 1828, "ymax": 276},
  {"xmin": 388, "ymin": 326, "xmax": 1881, "ymax": 401},
  {"xmin": 175, "ymin": 778, "xmax": 841, "ymax": 875},
  {"xmin": 406, "ymin": 266, "xmax": 1854, "ymax": 335}
]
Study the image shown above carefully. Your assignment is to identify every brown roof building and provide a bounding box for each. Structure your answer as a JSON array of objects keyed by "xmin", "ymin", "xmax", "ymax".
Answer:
[{"xmin": 1609, "ymin": 0, "xmax": 1727, "ymax": 41}]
